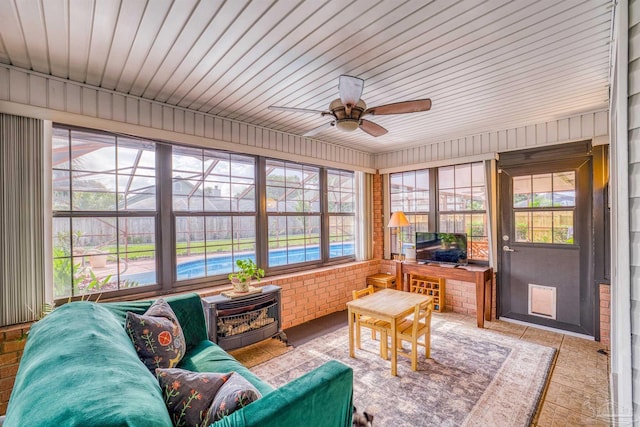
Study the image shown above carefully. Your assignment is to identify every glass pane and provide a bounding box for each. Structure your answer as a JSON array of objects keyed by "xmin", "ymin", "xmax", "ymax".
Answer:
[
  {"xmin": 305, "ymin": 168, "xmax": 320, "ymax": 188},
  {"xmin": 439, "ymin": 214, "xmax": 455, "ymax": 233},
  {"xmin": 455, "ymin": 187, "xmax": 472, "ymax": 210},
  {"xmin": 71, "ymin": 130, "xmax": 116, "ymax": 173},
  {"xmin": 268, "ymin": 216, "xmax": 287, "ymax": 267},
  {"xmin": 553, "ymin": 171, "xmax": 576, "ymax": 207},
  {"xmin": 415, "ymin": 169, "xmax": 429, "ymax": 190},
  {"xmin": 390, "ymin": 173, "xmax": 403, "ymax": 193},
  {"xmin": 391, "ymin": 193, "xmax": 404, "ymax": 212},
  {"xmin": 514, "ymin": 212, "xmax": 531, "ymax": 242},
  {"xmin": 469, "ymin": 236, "xmax": 488, "ymax": 261},
  {"xmin": 532, "ymin": 211, "xmax": 553, "ymax": 243},
  {"xmin": 71, "ymin": 217, "xmax": 117, "ymax": 295},
  {"xmin": 53, "ymin": 170, "xmax": 70, "ymax": 210},
  {"xmin": 72, "ymin": 173, "xmax": 117, "ymax": 211},
  {"xmin": 403, "ymin": 171, "xmax": 416, "ymax": 190},
  {"xmin": 455, "ymin": 164, "xmax": 471, "ymax": 188},
  {"xmin": 513, "ymin": 176, "xmax": 531, "ymax": 208},
  {"xmin": 118, "ymin": 217, "xmax": 156, "ymax": 287},
  {"xmin": 415, "ymin": 190, "xmax": 429, "ymax": 211},
  {"xmin": 173, "ymin": 146, "xmax": 203, "ymax": 178},
  {"xmin": 439, "ymin": 189, "xmax": 456, "ymax": 211},
  {"xmin": 285, "ymin": 165, "xmax": 303, "ymax": 188},
  {"xmin": 471, "ymin": 187, "xmax": 486, "ymax": 210},
  {"xmin": 438, "ymin": 166, "xmax": 454, "ymax": 189},
  {"xmin": 266, "ymin": 186, "xmax": 284, "ymax": 212},
  {"xmin": 532, "ymin": 174, "xmax": 552, "ymax": 207},
  {"xmin": 52, "ymin": 127, "xmax": 70, "ymax": 169},
  {"xmin": 553, "ymin": 211, "xmax": 574, "ymax": 244},
  {"xmin": 471, "ymin": 162, "xmax": 484, "ymax": 186}
]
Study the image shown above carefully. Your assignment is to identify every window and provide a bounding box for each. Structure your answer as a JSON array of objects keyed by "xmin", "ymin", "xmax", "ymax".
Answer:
[
  {"xmin": 266, "ymin": 160, "xmax": 321, "ymax": 266},
  {"xmin": 389, "ymin": 170, "xmax": 430, "ymax": 254},
  {"xmin": 389, "ymin": 162, "xmax": 488, "ymax": 262},
  {"xmin": 512, "ymin": 172, "xmax": 575, "ymax": 244},
  {"xmin": 52, "ymin": 128, "xmax": 157, "ymax": 298},
  {"xmin": 172, "ymin": 147, "xmax": 257, "ymax": 281},
  {"xmin": 327, "ymin": 169, "xmax": 355, "ymax": 258},
  {"xmin": 52, "ymin": 125, "xmax": 356, "ymax": 300},
  {"xmin": 438, "ymin": 163, "xmax": 488, "ymax": 261}
]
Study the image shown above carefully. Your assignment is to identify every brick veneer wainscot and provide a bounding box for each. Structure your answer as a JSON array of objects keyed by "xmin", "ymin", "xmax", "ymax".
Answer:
[{"xmin": 0, "ymin": 323, "xmax": 29, "ymax": 415}]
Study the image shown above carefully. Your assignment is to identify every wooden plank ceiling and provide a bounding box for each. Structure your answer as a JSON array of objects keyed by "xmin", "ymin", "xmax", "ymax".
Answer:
[{"xmin": 0, "ymin": 0, "xmax": 613, "ymax": 154}]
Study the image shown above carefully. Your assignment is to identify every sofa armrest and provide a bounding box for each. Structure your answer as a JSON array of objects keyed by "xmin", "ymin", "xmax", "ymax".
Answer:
[{"xmin": 211, "ymin": 360, "xmax": 353, "ymax": 427}]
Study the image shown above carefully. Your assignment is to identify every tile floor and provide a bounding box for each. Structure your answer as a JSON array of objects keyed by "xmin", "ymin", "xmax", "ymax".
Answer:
[
  {"xmin": 447, "ymin": 312, "xmax": 612, "ymax": 426},
  {"xmin": 284, "ymin": 310, "xmax": 613, "ymax": 427}
]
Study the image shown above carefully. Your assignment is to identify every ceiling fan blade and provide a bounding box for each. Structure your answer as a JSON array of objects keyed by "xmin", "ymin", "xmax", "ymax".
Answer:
[
  {"xmin": 364, "ymin": 99, "xmax": 432, "ymax": 116},
  {"xmin": 360, "ymin": 119, "xmax": 388, "ymax": 137},
  {"xmin": 303, "ymin": 122, "xmax": 334, "ymax": 137},
  {"xmin": 338, "ymin": 75, "xmax": 364, "ymax": 106},
  {"xmin": 268, "ymin": 106, "xmax": 328, "ymax": 115}
]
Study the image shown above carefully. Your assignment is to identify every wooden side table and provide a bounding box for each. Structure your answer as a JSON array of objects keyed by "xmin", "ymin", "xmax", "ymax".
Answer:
[{"xmin": 366, "ymin": 273, "xmax": 396, "ymax": 291}]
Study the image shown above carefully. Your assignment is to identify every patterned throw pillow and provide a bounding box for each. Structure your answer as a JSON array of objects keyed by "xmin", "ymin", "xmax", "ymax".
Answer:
[
  {"xmin": 156, "ymin": 368, "xmax": 231, "ymax": 427},
  {"xmin": 126, "ymin": 299, "xmax": 186, "ymax": 372},
  {"xmin": 208, "ymin": 372, "xmax": 262, "ymax": 421}
]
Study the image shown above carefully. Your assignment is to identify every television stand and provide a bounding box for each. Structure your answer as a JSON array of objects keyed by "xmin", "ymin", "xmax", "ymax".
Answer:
[{"xmin": 396, "ymin": 261, "xmax": 493, "ymax": 328}]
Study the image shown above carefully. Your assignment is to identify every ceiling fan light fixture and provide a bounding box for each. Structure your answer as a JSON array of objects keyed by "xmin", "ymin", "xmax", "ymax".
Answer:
[{"xmin": 336, "ymin": 119, "xmax": 360, "ymax": 132}]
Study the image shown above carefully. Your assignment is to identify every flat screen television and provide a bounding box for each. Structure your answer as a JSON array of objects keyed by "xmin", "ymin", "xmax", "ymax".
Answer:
[{"xmin": 415, "ymin": 232, "xmax": 468, "ymax": 265}]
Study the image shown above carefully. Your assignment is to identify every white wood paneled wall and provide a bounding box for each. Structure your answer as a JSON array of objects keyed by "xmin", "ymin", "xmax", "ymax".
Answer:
[
  {"xmin": 0, "ymin": 64, "xmax": 375, "ymax": 172},
  {"xmin": 375, "ymin": 111, "xmax": 609, "ymax": 171},
  {"xmin": 628, "ymin": 0, "xmax": 640, "ymax": 417}
]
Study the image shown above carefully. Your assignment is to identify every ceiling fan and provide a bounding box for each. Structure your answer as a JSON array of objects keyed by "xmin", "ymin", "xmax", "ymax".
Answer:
[{"xmin": 268, "ymin": 75, "xmax": 432, "ymax": 137}]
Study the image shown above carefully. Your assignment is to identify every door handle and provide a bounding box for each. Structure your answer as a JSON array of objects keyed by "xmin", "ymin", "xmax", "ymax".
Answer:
[{"xmin": 502, "ymin": 245, "xmax": 516, "ymax": 252}]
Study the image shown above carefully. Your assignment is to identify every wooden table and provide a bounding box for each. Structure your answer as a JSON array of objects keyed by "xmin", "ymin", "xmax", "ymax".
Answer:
[
  {"xmin": 396, "ymin": 261, "xmax": 493, "ymax": 328},
  {"xmin": 347, "ymin": 288, "xmax": 432, "ymax": 376}
]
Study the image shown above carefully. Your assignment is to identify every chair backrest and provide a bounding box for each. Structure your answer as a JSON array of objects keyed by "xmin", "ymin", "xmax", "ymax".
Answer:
[
  {"xmin": 352, "ymin": 285, "xmax": 375, "ymax": 300},
  {"xmin": 410, "ymin": 299, "xmax": 434, "ymax": 336}
]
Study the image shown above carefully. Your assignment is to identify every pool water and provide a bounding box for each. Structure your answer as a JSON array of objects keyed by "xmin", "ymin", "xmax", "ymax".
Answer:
[{"xmin": 121, "ymin": 242, "xmax": 354, "ymax": 284}]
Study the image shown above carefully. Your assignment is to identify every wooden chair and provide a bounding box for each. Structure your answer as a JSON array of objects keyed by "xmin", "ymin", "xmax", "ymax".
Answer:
[
  {"xmin": 388, "ymin": 299, "xmax": 434, "ymax": 371},
  {"xmin": 352, "ymin": 286, "xmax": 390, "ymax": 360}
]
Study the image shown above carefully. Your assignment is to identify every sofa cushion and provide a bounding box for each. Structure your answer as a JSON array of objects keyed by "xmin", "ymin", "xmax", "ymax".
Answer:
[
  {"xmin": 156, "ymin": 368, "xmax": 231, "ymax": 427},
  {"xmin": 4, "ymin": 302, "xmax": 173, "ymax": 427},
  {"xmin": 208, "ymin": 372, "xmax": 262, "ymax": 422},
  {"xmin": 103, "ymin": 293, "xmax": 208, "ymax": 352},
  {"xmin": 126, "ymin": 298, "xmax": 186, "ymax": 371},
  {"xmin": 179, "ymin": 340, "xmax": 274, "ymax": 397}
]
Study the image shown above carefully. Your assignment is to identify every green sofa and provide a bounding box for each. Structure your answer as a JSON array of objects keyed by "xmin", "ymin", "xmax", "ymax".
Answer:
[{"xmin": 3, "ymin": 293, "xmax": 353, "ymax": 427}]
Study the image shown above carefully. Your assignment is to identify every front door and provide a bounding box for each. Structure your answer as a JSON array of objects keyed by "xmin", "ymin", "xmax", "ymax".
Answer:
[{"xmin": 498, "ymin": 144, "xmax": 594, "ymax": 336}]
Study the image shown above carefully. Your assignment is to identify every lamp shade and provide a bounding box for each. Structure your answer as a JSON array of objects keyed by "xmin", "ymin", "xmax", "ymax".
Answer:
[{"xmin": 387, "ymin": 211, "xmax": 410, "ymax": 228}]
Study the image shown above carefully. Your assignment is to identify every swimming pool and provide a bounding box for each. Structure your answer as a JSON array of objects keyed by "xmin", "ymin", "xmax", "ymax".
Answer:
[{"xmin": 121, "ymin": 242, "xmax": 355, "ymax": 284}]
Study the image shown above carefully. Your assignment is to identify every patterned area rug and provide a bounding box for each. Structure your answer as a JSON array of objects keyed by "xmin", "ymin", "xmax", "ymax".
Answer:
[{"xmin": 251, "ymin": 316, "xmax": 556, "ymax": 427}]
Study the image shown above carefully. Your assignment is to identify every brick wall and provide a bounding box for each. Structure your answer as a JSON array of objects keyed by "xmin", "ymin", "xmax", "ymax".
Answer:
[
  {"xmin": 599, "ymin": 283, "xmax": 610, "ymax": 346},
  {"xmin": 0, "ymin": 323, "xmax": 30, "ymax": 415},
  {"xmin": 373, "ymin": 173, "xmax": 384, "ymax": 260}
]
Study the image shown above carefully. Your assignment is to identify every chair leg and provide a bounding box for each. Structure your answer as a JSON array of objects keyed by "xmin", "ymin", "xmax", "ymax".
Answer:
[
  {"xmin": 411, "ymin": 340, "xmax": 418, "ymax": 371},
  {"xmin": 372, "ymin": 330, "xmax": 377, "ymax": 340},
  {"xmin": 425, "ymin": 327, "xmax": 431, "ymax": 359},
  {"xmin": 379, "ymin": 330, "xmax": 388, "ymax": 360}
]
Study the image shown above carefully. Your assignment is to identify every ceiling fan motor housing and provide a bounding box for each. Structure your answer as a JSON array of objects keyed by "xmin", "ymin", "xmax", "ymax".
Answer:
[{"xmin": 330, "ymin": 98, "xmax": 366, "ymax": 132}]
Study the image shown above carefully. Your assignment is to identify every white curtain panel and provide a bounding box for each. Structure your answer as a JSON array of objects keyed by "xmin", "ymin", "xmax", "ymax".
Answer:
[
  {"xmin": 0, "ymin": 113, "xmax": 44, "ymax": 327},
  {"xmin": 355, "ymin": 171, "xmax": 374, "ymax": 261}
]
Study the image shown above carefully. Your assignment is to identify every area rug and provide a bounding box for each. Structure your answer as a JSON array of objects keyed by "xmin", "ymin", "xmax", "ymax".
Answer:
[
  {"xmin": 228, "ymin": 337, "xmax": 292, "ymax": 368},
  {"xmin": 250, "ymin": 317, "xmax": 556, "ymax": 427}
]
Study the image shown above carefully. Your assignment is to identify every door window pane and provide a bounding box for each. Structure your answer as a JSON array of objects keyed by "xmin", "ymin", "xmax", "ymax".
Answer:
[
  {"xmin": 553, "ymin": 172, "xmax": 576, "ymax": 207},
  {"xmin": 515, "ymin": 212, "xmax": 531, "ymax": 242},
  {"xmin": 532, "ymin": 174, "xmax": 553, "ymax": 207}
]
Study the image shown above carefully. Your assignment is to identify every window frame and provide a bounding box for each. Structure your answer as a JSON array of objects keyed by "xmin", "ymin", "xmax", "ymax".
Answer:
[
  {"xmin": 51, "ymin": 125, "xmax": 357, "ymax": 302},
  {"xmin": 389, "ymin": 162, "xmax": 489, "ymax": 264}
]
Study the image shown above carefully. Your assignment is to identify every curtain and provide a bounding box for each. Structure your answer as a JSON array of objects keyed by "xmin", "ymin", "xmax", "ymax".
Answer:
[
  {"xmin": 356, "ymin": 172, "xmax": 373, "ymax": 260},
  {"xmin": 0, "ymin": 113, "xmax": 44, "ymax": 326},
  {"xmin": 484, "ymin": 159, "xmax": 498, "ymax": 270}
]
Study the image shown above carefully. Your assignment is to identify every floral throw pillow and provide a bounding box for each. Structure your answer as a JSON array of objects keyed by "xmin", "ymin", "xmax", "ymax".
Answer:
[
  {"xmin": 207, "ymin": 372, "xmax": 262, "ymax": 422},
  {"xmin": 156, "ymin": 368, "xmax": 231, "ymax": 427},
  {"xmin": 126, "ymin": 299, "xmax": 186, "ymax": 372}
]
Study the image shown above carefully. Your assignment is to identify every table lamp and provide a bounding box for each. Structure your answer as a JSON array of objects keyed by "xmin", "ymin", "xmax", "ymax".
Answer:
[{"xmin": 387, "ymin": 211, "xmax": 411, "ymax": 259}]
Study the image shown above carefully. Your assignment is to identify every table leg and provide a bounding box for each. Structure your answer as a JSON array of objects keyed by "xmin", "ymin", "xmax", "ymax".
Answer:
[
  {"xmin": 484, "ymin": 278, "xmax": 492, "ymax": 322},
  {"xmin": 475, "ymin": 276, "xmax": 484, "ymax": 328},
  {"xmin": 391, "ymin": 319, "xmax": 398, "ymax": 376},
  {"xmin": 348, "ymin": 308, "xmax": 355, "ymax": 358}
]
